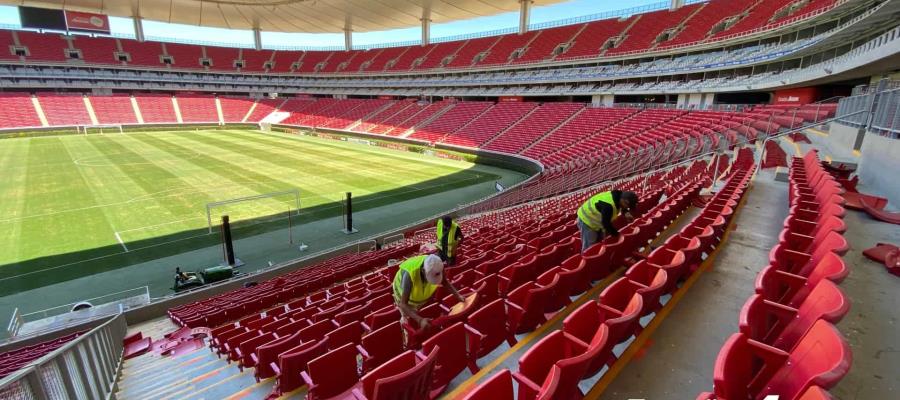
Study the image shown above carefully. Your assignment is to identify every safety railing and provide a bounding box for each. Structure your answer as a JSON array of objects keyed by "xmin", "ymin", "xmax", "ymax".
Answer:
[
  {"xmin": 0, "ymin": 313, "xmax": 127, "ymax": 400},
  {"xmin": 870, "ymin": 88, "xmax": 900, "ymax": 138}
]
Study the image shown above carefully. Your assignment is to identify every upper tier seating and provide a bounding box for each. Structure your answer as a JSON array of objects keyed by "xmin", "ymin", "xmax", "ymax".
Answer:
[
  {"xmin": 0, "ymin": 30, "xmax": 18, "ymax": 61},
  {"xmin": 557, "ymin": 18, "xmax": 631, "ymax": 60},
  {"xmin": 36, "ymin": 93, "xmax": 92, "ymax": 126},
  {"xmin": 71, "ymin": 35, "xmax": 121, "ymax": 65},
  {"xmin": 514, "ymin": 24, "xmax": 583, "ymax": 64},
  {"xmin": 0, "ymin": 1, "xmax": 842, "ymax": 74},
  {"xmin": 610, "ymin": 4, "xmax": 702, "ymax": 55},
  {"xmin": 164, "ymin": 43, "xmax": 204, "ymax": 69},
  {"xmin": 16, "ymin": 31, "xmax": 67, "ymax": 62},
  {"xmin": 239, "ymin": 49, "xmax": 274, "ymax": 72},
  {"xmin": 204, "ymin": 45, "xmax": 240, "ymax": 71},
  {"xmin": 90, "ymin": 94, "xmax": 138, "ymax": 124},
  {"xmin": 0, "ymin": 93, "xmax": 42, "ymax": 128}
]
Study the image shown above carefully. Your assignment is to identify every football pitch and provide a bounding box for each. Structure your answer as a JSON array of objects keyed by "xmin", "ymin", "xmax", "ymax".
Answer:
[{"xmin": 0, "ymin": 129, "xmax": 512, "ymax": 294}]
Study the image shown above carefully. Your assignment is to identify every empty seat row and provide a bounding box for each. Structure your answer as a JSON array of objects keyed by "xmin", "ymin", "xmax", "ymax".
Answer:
[{"xmin": 698, "ymin": 149, "xmax": 852, "ymax": 400}]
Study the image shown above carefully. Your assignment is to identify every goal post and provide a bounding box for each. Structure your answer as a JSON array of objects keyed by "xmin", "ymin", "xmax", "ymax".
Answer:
[
  {"xmin": 205, "ymin": 189, "xmax": 301, "ymax": 234},
  {"xmin": 258, "ymin": 122, "xmax": 272, "ymax": 132},
  {"xmin": 77, "ymin": 124, "xmax": 124, "ymax": 135}
]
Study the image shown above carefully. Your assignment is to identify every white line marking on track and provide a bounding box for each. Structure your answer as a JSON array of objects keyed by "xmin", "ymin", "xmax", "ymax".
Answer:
[{"xmin": 114, "ymin": 232, "xmax": 129, "ymax": 252}]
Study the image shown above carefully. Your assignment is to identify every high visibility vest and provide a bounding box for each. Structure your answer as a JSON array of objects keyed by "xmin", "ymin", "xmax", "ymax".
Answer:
[
  {"xmin": 435, "ymin": 219, "xmax": 460, "ymax": 257},
  {"xmin": 577, "ymin": 191, "xmax": 618, "ymax": 232},
  {"xmin": 392, "ymin": 255, "xmax": 438, "ymax": 309}
]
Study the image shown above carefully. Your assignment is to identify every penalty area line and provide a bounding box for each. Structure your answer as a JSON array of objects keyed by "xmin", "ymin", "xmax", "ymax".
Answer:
[{"xmin": 114, "ymin": 232, "xmax": 129, "ymax": 252}]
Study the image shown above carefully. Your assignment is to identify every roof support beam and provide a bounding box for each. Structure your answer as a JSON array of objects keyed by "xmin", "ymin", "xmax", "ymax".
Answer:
[
  {"xmin": 421, "ymin": 18, "xmax": 431, "ymax": 45},
  {"xmin": 519, "ymin": 0, "xmax": 532, "ymax": 34},
  {"xmin": 670, "ymin": 0, "xmax": 685, "ymax": 10},
  {"xmin": 344, "ymin": 28, "xmax": 353, "ymax": 51},
  {"xmin": 253, "ymin": 28, "xmax": 262, "ymax": 51},
  {"xmin": 133, "ymin": 16, "xmax": 145, "ymax": 42}
]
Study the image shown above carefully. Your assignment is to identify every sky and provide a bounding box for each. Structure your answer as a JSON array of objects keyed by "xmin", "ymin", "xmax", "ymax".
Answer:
[{"xmin": 0, "ymin": 0, "xmax": 666, "ymax": 49}]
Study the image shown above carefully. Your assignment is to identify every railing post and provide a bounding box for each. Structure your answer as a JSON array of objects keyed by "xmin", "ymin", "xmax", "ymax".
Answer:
[
  {"xmin": 56, "ymin": 357, "xmax": 80, "ymax": 399},
  {"xmin": 25, "ymin": 370, "xmax": 49, "ymax": 400}
]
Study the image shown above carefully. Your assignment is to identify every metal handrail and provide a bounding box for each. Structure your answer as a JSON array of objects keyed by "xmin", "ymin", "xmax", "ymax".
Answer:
[{"xmin": 0, "ymin": 313, "xmax": 127, "ymax": 399}]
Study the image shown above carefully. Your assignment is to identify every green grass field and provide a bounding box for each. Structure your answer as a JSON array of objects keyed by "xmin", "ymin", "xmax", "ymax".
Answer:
[{"xmin": 0, "ymin": 129, "xmax": 503, "ymax": 293}]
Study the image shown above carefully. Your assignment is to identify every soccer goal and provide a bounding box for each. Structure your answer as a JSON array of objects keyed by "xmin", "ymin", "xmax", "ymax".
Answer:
[
  {"xmin": 258, "ymin": 122, "xmax": 272, "ymax": 132},
  {"xmin": 205, "ymin": 189, "xmax": 301, "ymax": 234},
  {"xmin": 77, "ymin": 124, "xmax": 124, "ymax": 135}
]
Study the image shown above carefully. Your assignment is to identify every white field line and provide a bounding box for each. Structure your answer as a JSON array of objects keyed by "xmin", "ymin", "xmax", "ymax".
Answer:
[{"xmin": 114, "ymin": 232, "xmax": 129, "ymax": 252}]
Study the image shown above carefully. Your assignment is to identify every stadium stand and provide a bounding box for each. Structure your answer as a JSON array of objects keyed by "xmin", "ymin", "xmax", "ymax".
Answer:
[
  {"xmin": 70, "ymin": 35, "xmax": 121, "ymax": 65},
  {"xmin": 2, "ymin": 1, "xmax": 898, "ymax": 399},
  {"xmin": 203, "ymin": 45, "xmax": 240, "ymax": 71},
  {"xmin": 133, "ymin": 93, "xmax": 178, "ymax": 123},
  {"xmin": 0, "ymin": 332, "xmax": 84, "ymax": 379},
  {"xmin": 35, "ymin": 93, "xmax": 92, "ymax": 127},
  {"xmin": 0, "ymin": 93, "xmax": 42, "ymax": 128},
  {"xmin": 441, "ymin": 101, "xmax": 537, "ymax": 148},
  {"xmin": 118, "ymin": 39, "xmax": 164, "ymax": 67},
  {"xmin": 244, "ymin": 98, "xmax": 284, "ymax": 123},
  {"xmin": 409, "ymin": 101, "xmax": 493, "ymax": 142},
  {"xmin": 698, "ymin": 150, "xmax": 852, "ymax": 399},
  {"xmin": 15, "ymin": 31, "xmax": 68, "ymax": 62},
  {"xmin": 219, "ymin": 96, "xmax": 255, "ymax": 123},
  {"xmin": 175, "ymin": 94, "xmax": 219, "ymax": 123},
  {"xmin": 89, "ymin": 94, "xmax": 139, "ymax": 125},
  {"xmin": 238, "ymin": 49, "xmax": 274, "ymax": 72}
]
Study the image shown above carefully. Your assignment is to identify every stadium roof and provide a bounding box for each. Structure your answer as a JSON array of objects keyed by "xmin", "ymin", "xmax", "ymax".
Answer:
[{"xmin": 3, "ymin": 0, "xmax": 570, "ymax": 33}]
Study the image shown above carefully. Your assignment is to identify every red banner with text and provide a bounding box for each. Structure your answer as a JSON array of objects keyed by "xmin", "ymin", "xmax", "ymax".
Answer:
[{"xmin": 65, "ymin": 11, "xmax": 110, "ymax": 33}]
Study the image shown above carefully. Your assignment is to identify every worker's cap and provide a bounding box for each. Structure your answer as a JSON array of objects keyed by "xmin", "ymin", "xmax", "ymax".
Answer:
[{"xmin": 423, "ymin": 254, "xmax": 444, "ymax": 285}]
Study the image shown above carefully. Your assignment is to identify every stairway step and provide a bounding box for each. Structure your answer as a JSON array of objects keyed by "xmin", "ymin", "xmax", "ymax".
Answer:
[{"xmin": 118, "ymin": 356, "xmax": 224, "ymax": 393}]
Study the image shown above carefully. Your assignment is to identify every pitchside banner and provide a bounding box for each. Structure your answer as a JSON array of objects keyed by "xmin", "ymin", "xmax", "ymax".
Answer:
[{"xmin": 65, "ymin": 10, "xmax": 110, "ymax": 34}]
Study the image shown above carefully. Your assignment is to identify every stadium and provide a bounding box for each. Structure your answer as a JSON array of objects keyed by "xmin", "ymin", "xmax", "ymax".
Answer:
[{"xmin": 0, "ymin": 0, "xmax": 898, "ymax": 398}]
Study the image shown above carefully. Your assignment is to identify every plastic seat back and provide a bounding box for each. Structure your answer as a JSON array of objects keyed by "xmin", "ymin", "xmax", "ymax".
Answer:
[
  {"xmin": 361, "ymin": 348, "xmax": 439, "ymax": 400},
  {"xmin": 253, "ymin": 331, "xmax": 303, "ymax": 380},
  {"xmin": 598, "ymin": 278, "xmax": 645, "ymax": 345},
  {"xmin": 421, "ymin": 322, "xmax": 476, "ymax": 396},
  {"xmin": 461, "ymin": 369, "xmax": 514, "ymax": 400},
  {"xmin": 741, "ymin": 280, "xmax": 850, "ymax": 352},
  {"xmin": 275, "ymin": 339, "xmax": 330, "ymax": 395},
  {"xmin": 466, "ymin": 298, "xmax": 516, "ymax": 358},
  {"xmin": 303, "ymin": 343, "xmax": 361, "ymax": 400},
  {"xmin": 359, "ymin": 321, "xmax": 405, "ymax": 372},
  {"xmin": 760, "ymin": 320, "xmax": 852, "ymax": 400},
  {"xmin": 326, "ymin": 320, "xmax": 366, "ymax": 350}
]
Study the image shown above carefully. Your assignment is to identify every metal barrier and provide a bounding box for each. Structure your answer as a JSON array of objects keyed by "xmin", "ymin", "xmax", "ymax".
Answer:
[{"xmin": 0, "ymin": 314, "xmax": 127, "ymax": 400}]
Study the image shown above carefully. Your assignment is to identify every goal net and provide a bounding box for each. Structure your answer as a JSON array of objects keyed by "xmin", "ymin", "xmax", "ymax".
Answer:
[
  {"xmin": 78, "ymin": 124, "xmax": 124, "ymax": 135},
  {"xmin": 258, "ymin": 122, "xmax": 272, "ymax": 132},
  {"xmin": 206, "ymin": 189, "xmax": 301, "ymax": 233}
]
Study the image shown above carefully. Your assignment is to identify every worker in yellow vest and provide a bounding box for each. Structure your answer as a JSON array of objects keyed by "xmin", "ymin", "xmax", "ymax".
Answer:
[
  {"xmin": 435, "ymin": 215, "xmax": 464, "ymax": 265},
  {"xmin": 576, "ymin": 190, "xmax": 638, "ymax": 253},
  {"xmin": 393, "ymin": 254, "xmax": 465, "ymax": 329}
]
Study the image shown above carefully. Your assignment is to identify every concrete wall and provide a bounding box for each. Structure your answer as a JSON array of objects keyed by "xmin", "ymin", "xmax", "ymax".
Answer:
[
  {"xmin": 858, "ymin": 132, "xmax": 900, "ymax": 206},
  {"xmin": 822, "ymin": 123, "xmax": 862, "ymax": 160}
]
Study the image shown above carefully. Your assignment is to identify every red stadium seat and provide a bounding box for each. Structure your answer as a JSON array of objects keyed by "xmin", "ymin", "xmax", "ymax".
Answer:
[
  {"xmin": 302, "ymin": 343, "xmax": 361, "ymax": 400},
  {"xmin": 740, "ymin": 279, "xmax": 849, "ymax": 352},
  {"xmin": 421, "ymin": 322, "xmax": 479, "ymax": 397},
  {"xmin": 709, "ymin": 320, "xmax": 851, "ymax": 400},
  {"xmin": 465, "ymin": 298, "xmax": 517, "ymax": 358},
  {"xmin": 358, "ymin": 321, "xmax": 405, "ymax": 372},
  {"xmin": 353, "ymin": 348, "xmax": 439, "ymax": 400},
  {"xmin": 271, "ymin": 339, "xmax": 330, "ymax": 396},
  {"xmin": 251, "ymin": 331, "xmax": 303, "ymax": 381}
]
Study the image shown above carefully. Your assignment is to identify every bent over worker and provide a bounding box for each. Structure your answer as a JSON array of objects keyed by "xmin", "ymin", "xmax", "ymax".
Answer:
[
  {"xmin": 435, "ymin": 215, "xmax": 464, "ymax": 265},
  {"xmin": 393, "ymin": 254, "xmax": 465, "ymax": 329},
  {"xmin": 576, "ymin": 190, "xmax": 638, "ymax": 253}
]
